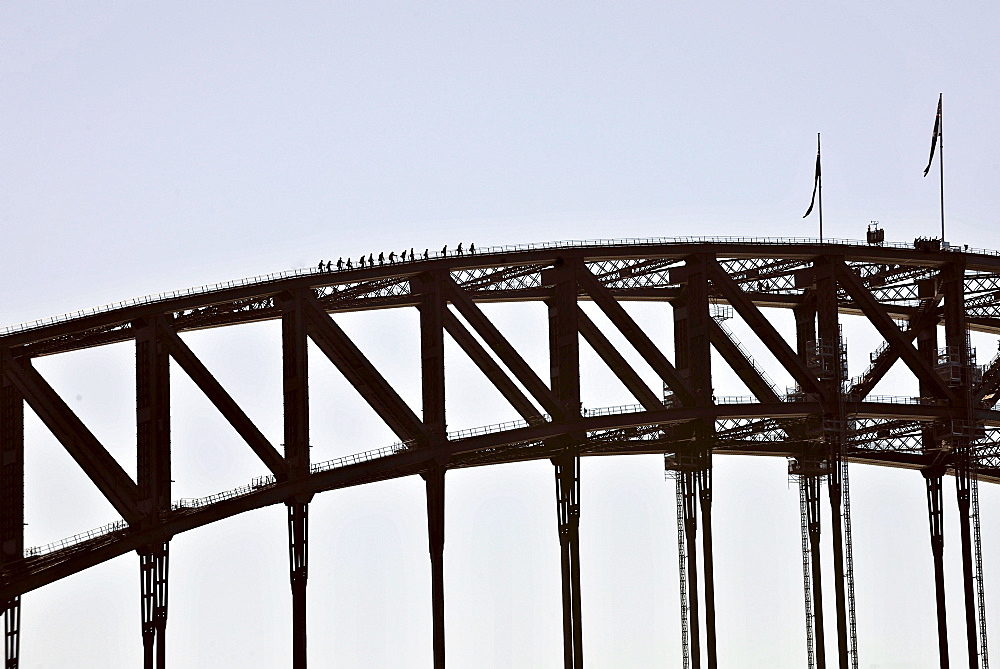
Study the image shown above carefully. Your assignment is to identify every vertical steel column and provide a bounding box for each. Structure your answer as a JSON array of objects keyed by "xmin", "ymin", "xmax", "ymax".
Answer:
[
  {"xmin": 287, "ymin": 502, "xmax": 308, "ymax": 669},
  {"xmin": 0, "ymin": 351, "xmax": 23, "ymax": 669},
  {"xmin": 136, "ymin": 317, "xmax": 171, "ymax": 517},
  {"xmin": 554, "ymin": 453, "xmax": 582, "ymax": 669},
  {"xmin": 544, "ymin": 259, "xmax": 583, "ymax": 669},
  {"xmin": 282, "ymin": 293, "xmax": 311, "ymax": 669},
  {"xmin": 817, "ymin": 259, "xmax": 850, "ymax": 669},
  {"xmin": 674, "ymin": 255, "xmax": 716, "ymax": 669},
  {"xmin": 136, "ymin": 318, "xmax": 171, "ymax": 669},
  {"xmin": 924, "ymin": 466, "xmax": 951, "ymax": 669},
  {"xmin": 957, "ymin": 459, "xmax": 979, "ymax": 669},
  {"xmin": 943, "ymin": 261, "xmax": 979, "ymax": 669},
  {"xmin": 795, "ymin": 292, "xmax": 828, "ymax": 668},
  {"xmin": 140, "ymin": 543, "xmax": 169, "ymax": 669},
  {"xmin": 805, "ymin": 474, "xmax": 827, "ymax": 669},
  {"xmin": 918, "ymin": 277, "xmax": 950, "ymax": 669},
  {"xmin": 2, "ymin": 599, "xmax": 18, "ymax": 669},
  {"xmin": 680, "ymin": 469, "xmax": 701, "ymax": 669},
  {"xmin": 424, "ymin": 466, "xmax": 446, "ymax": 669},
  {"xmin": 417, "ymin": 271, "xmax": 447, "ymax": 669}
]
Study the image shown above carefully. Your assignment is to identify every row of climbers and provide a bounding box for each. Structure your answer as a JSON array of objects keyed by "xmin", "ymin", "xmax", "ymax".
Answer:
[{"xmin": 318, "ymin": 242, "xmax": 476, "ymax": 272}]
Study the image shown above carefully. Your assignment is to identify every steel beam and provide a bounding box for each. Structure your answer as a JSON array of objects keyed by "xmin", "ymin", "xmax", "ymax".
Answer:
[
  {"xmin": 415, "ymin": 273, "xmax": 447, "ymax": 439},
  {"xmin": 923, "ymin": 466, "xmax": 951, "ymax": 669},
  {"xmin": 441, "ymin": 310, "xmax": 543, "ymax": 423},
  {"xmin": 140, "ymin": 542, "xmax": 169, "ymax": 669},
  {"xmin": 135, "ymin": 317, "xmax": 171, "ymax": 521},
  {"xmin": 0, "ymin": 358, "xmax": 21, "ymax": 669},
  {"xmin": 300, "ymin": 293, "xmax": 431, "ymax": 446},
  {"xmin": 0, "ymin": 349, "xmax": 140, "ymax": 523},
  {"xmin": 708, "ymin": 258, "xmax": 825, "ymax": 398},
  {"xmin": 848, "ymin": 295, "xmax": 941, "ymax": 400},
  {"xmin": 672, "ymin": 255, "xmax": 717, "ymax": 669},
  {"xmin": 943, "ymin": 260, "xmax": 980, "ymax": 669},
  {"xmin": 576, "ymin": 308, "xmax": 662, "ymax": 410},
  {"xmin": 575, "ymin": 264, "xmax": 694, "ymax": 404},
  {"xmin": 554, "ymin": 453, "xmax": 582, "ymax": 669},
  {"xmin": 816, "ymin": 259, "xmax": 851, "ymax": 669},
  {"xmin": 679, "ymin": 469, "xmax": 701, "ymax": 669},
  {"xmin": 157, "ymin": 323, "xmax": 286, "ymax": 477},
  {"xmin": 282, "ymin": 294, "xmax": 311, "ymax": 476},
  {"xmin": 805, "ymin": 475, "xmax": 827, "ymax": 669},
  {"xmin": 424, "ymin": 465, "xmax": 446, "ymax": 669},
  {"xmin": 545, "ymin": 261, "xmax": 583, "ymax": 669},
  {"xmin": 834, "ymin": 260, "xmax": 957, "ymax": 403},
  {"xmin": 3, "ymin": 598, "xmax": 18, "ymax": 669},
  {"xmin": 0, "ymin": 354, "xmax": 24, "ymax": 567},
  {"xmin": 287, "ymin": 502, "xmax": 308, "ymax": 669},
  {"xmin": 443, "ymin": 276, "xmax": 564, "ymax": 418},
  {"xmin": 708, "ymin": 320, "xmax": 781, "ymax": 404}
]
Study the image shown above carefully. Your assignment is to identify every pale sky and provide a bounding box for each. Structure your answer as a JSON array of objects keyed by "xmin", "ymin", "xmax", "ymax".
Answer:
[{"xmin": 3, "ymin": 2, "xmax": 1000, "ymax": 668}]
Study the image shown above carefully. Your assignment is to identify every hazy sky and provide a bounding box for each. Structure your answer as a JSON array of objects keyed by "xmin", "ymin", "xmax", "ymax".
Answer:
[{"xmin": 3, "ymin": 2, "xmax": 1000, "ymax": 668}]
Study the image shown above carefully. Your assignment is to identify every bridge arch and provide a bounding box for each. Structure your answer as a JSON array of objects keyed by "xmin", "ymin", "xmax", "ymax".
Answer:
[{"xmin": 2, "ymin": 237, "xmax": 999, "ymax": 667}]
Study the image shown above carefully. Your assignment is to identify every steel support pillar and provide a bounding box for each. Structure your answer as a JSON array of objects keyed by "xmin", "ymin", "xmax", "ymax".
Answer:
[
  {"xmin": 806, "ymin": 474, "xmax": 827, "ymax": 669},
  {"xmin": 672, "ymin": 254, "xmax": 716, "ymax": 669},
  {"xmin": 924, "ymin": 466, "xmax": 951, "ymax": 669},
  {"xmin": 282, "ymin": 293, "xmax": 312, "ymax": 668},
  {"xmin": 942, "ymin": 260, "xmax": 980, "ymax": 669},
  {"xmin": 140, "ymin": 542, "xmax": 169, "ymax": 669},
  {"xmin": 679, "ymin": 468, "xmax": 701, "ymax": 669},
  {"xmin": 956, "ymin": 460, "xmax": 979, "ymax": 669},
  {"xmin": 554, "ymin": 453, "xmax": 583, "ymax": 669},
  {"xmin": 698, "ymin": 463, "xmax": 716, "ymax": 669},
  {"xmin": 424, "ymin": 465, "xmax": 446, "ymax": 668},
  {"xmin": 0, "ymin": 354, "xmax": 23, "ymax": 669},
  {"xmin": 287, "ymin": 502, "xmax": 309, "ymax": 669},
  {"xmin": 817, "ymin": 259, "xmax": 850, "ymax": 669},
  {"xmin": 543, "ymin": 258, "xmax": 583, "ymax": 669},
  {"xmin": 3, "ymin": 599, "xmax": 18, "ymax": 669}
]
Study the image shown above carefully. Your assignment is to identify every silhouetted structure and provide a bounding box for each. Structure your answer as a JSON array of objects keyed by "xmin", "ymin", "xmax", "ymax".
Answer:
[{"xmin": 0, "ymin": 237, "xmax": 997, "ymax": 669}]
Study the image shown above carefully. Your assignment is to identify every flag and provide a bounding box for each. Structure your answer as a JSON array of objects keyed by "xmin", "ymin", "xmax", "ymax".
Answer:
[
  {"xmin": 923, "ymin": 93, "xmax": 942, "ymax": 177},
  {"xmin": 803, "ymin": 134, "xmax": 821, "ymax": 218}
]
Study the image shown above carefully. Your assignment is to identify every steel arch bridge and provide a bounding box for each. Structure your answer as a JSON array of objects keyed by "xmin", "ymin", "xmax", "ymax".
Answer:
[{"xmin": 2, "ymin": 236, "xmax": 1000, "ymax": 669}]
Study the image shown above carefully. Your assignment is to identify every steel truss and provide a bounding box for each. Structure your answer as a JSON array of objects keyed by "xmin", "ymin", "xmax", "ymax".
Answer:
[{"xmin": 1, "ymin": 239, "xmax": 1000, "ymax": 666}]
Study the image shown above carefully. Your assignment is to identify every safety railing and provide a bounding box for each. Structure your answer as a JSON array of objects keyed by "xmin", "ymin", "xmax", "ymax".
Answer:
[
  {"xmin": 23, "ymin": 519, "xmax": 128, "ymax": 557},
  {"xmin": 10, "ymin": 391, "xmax": 969, "ymax": 559},
  {"xmin": 4, "ymin": 236, "xmax": 994, "ymax": 337}
]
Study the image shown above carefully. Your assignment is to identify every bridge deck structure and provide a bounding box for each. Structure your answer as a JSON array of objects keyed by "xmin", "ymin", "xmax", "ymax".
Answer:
[{"xmin": 2, "ymin": 236, "xmax": 1000, "ymax": 668}]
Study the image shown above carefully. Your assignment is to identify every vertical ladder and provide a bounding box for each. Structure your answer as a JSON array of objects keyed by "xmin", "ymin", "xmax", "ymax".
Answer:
[
  {"xmin": 799, "ymin": 478, "xmax": 817, "ymax": 669},
  {"xmin": 971, "ymin": 470, "xmax": 991, "ymax": 669},
  {"xmin": 840, "ymin": 458, "xmax": 859, "ymax": 669},
  {"xmin": 676, "ymin": 478, "xmax": 691, "ymax": 669}
]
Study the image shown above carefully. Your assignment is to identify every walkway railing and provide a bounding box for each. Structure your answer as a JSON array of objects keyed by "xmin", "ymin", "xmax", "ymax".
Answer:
[
  {"xmin": 16, "ymin": 393, "xmax": 972, "ymax": 558},
  {"xmin": 4, "ymin": 236, "xmax": 992, "ymax": 337}
]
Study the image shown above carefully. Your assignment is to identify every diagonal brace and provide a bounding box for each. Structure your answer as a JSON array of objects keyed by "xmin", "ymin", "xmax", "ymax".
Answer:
[
  {"xmin": 157, "ymin": 324, "xmax": 287, "ymax": 477},
  {"xmin": 1, "ymin": 351, "xmax": 140, "ymax": 523},
  {"xmin": 708, "ymin": 320, "xmax": 782, "ymax": 404},
  {"xmin": 835, "ymin": 260, "xmax": 958, "ymax": 403},
  {"xmin": 443, "ymin": 276, "xmax": 565, "ymax": 418},
  {"xmin": 442, "ymin": 310, "xmax": 544, "ymax": 423},
  {"xmin": 576, "ymin": 308, "xmax": 662, "ymax": 410},
  {"xmin": 301, "ymin": 293, "xmax": 432, "ymax": 446},
  {"xmin": 575, "ymin": 265, "xmax": 694, "ymax": 405},
  {"xmin": 707, "ymin": 258, "xmax": 824, "ymax": 398}
]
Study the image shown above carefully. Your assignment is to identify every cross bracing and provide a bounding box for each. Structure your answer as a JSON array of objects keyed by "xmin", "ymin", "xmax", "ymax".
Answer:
[{"xmin": 2, "ymin": 238, "xmax": 1000, "ymax": 668}]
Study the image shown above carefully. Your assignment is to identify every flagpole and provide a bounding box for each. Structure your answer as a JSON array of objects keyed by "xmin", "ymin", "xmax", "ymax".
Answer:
[
  {"xmin": 939, "ymin": 95, "xmax": 945, "ymax": 241},
  {"xmin": 818, "ymin": 133, "xmax": 823, "ymax": 243}
]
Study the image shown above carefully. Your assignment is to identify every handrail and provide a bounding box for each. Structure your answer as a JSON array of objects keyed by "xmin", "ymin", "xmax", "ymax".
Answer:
[
  {"xmin": 3, "ymin": 236, "xmax": 994, "ymax": 337},
  {"xmin": 13, "ymin": 393, "xmax": 975, "ymax": 558}
]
